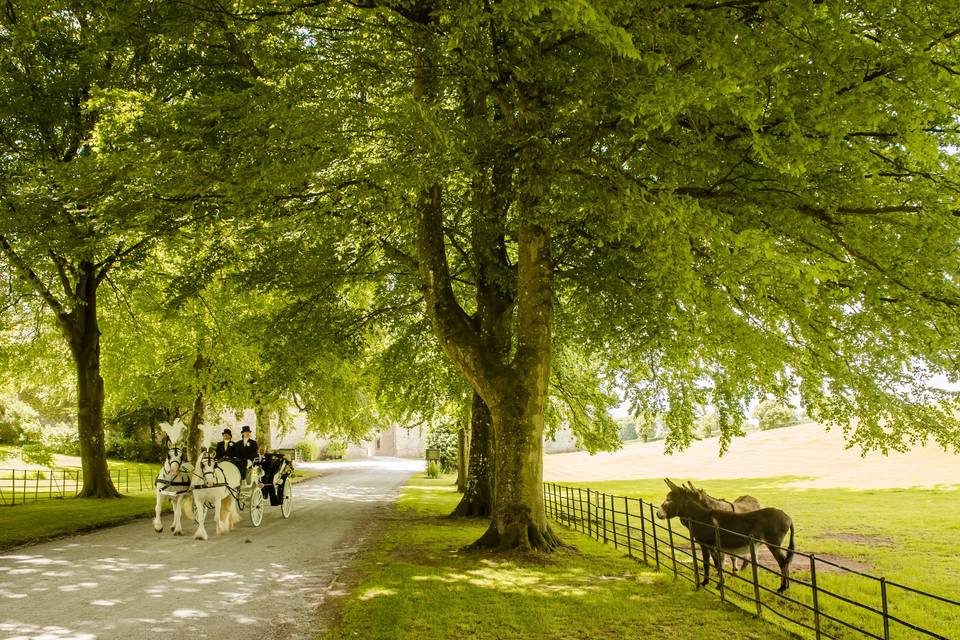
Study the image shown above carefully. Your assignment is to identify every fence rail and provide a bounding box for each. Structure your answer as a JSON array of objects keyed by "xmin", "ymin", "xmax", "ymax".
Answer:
[
  {"xmin": 543, "ymin": 483, "xmax": 958, "ymax": 640},
  {"xmin": 0, "ymin": 468, "xmax": 158, "ymax": 505}
]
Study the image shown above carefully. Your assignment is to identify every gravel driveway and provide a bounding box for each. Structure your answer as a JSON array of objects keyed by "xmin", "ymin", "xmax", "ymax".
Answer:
[{"xmin": 0, "ymin": 457, "xmax": 421, "ymax": 640}]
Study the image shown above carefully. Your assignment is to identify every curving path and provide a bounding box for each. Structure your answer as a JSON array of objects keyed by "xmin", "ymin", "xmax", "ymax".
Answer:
[{"xmin": 0, "ymin": 457, "xmax": 421, "ymax": 640}]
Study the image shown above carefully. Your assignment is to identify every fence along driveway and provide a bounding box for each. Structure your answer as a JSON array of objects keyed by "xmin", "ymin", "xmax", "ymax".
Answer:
[
  {"xmin": 0, "ymin": 468, "xmax": 154, "ymax": 505},
  {"xmin": 543, "ymin": 483, "xmax": 960, "ymax": 640}
]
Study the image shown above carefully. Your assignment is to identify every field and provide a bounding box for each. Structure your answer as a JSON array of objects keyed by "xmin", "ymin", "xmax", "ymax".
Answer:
[
  {"xmin": 543, "ymin": 423, "xmax": 960, "ymax": 638},
  {"xmin": 320, "ymin": 475, "xmax": 795, "ymax": 640}
]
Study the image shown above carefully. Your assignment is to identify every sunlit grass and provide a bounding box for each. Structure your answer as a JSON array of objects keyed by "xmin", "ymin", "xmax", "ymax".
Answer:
[
  {"xmin": 319, "ymin": 475, "xmax": 794, "ymax": 640},
  {"xmin": 567, "ymin": 477, "xmax": 960, "ymax": 638},
  {"xmin": 0, "ymin": 494, "xmax": 159, "ymax": 550}
]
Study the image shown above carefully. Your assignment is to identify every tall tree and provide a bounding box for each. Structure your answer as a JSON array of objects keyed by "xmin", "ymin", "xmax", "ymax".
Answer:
[
  {"xmin": 0, "ymin": 0, "xmax": 284, "ymax": 494},
  {"xmin": 0, "ymin": 2, "xmax": 166, "ymax": 496},
  {"xmin": 290, "ymin": 0, "xmax": 960, "ymax": 550}
]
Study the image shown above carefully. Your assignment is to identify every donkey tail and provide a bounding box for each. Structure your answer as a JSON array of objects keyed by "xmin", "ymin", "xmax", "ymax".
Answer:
[{"xmin": 784, "ymin": 524, "xmax": 795, "ymax": 566}]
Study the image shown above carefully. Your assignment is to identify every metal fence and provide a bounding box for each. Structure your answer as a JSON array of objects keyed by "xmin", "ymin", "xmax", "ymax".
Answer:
[
  {"xmin": 543, "ymin": 483, "xmax": 959, "ymax": 640},
  {"xmin": 0, "ymin": 468, "xmax": 158, "ymax": 505}
]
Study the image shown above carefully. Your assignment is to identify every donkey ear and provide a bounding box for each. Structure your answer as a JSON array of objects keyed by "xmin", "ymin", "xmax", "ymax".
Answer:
[{"xmin": 664, "ymin": 478, "xmax": 679, "ymax": 490}]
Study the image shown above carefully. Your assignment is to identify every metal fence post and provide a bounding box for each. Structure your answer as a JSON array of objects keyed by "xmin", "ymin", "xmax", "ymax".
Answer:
[
  {"xmin": 578, "ymin": 488, "xmax": 585, "ymax": 534},
  {"xmin": 666, "ymin": 516, "xmax": 678, "ymax": 578},
  {"xmin": 586, "ymin": 489, "xmax": 593, "ymax": 538},
  {"xmin": 624, "ymin": 496, "xmax": 633, "ymax": 558},
  {"xmin": 714, "ymin": 520, "xmax": 725, "ymax": 601},
  {"xmin": 881, "ymin": 577, "xmax": 890, "ymax": 640},
  {"xmin": 602, "ymin": 493, "xmax": 609, "ymax": 544},
  {"xmin": 750, "ymin": 543, "xmax": 761, "ymax": 616},
  {"xmin": 611, "ymin": 494, "xmax": 620, "ymax": 548},
  {"xmin": 810, "ymin": 554, "xmax": 821, "ymax": 638},
  {"xmin": 648, "ymin": 502, "xmax": 660, "ymax": 570},
  {"xmin": 691, "ymin": 524, "xmax": 700, "ymax": 590},
  {"xmin": 639, "ymin": 499, "xmax": 648, "ymax": 564}
]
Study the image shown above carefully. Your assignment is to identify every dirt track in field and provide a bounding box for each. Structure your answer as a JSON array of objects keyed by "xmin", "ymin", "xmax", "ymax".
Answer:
[
  {"xmin": 0, "ymin": 458, "xmax": 421, "ymax": 640},
  {"xmin": 544, "ymin": 422, "xmax": 960, "ymax": 489}
]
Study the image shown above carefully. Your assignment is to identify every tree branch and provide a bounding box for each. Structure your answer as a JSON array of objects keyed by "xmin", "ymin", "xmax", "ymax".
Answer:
[{"xmin": 0, "ymin": 234, "xmax": 67, "ymax": 319}]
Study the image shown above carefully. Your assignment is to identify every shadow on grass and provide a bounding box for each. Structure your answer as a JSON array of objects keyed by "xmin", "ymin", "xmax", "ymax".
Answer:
[{"xmin": 321, "ymin": 477, "xmax": 793, "ymax": 640}]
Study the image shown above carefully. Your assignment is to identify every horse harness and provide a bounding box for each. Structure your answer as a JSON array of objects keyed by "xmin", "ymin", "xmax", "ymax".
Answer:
[
  {"xmin": 156, "ymin": 447, "xmax": 192, "ymax": 495},
  {"xmin": 193, "ymin": 459, "xmax": 253, "ymax": 509}
]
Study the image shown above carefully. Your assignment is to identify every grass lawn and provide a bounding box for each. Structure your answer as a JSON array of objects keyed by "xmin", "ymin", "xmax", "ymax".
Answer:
[
  {"xmin": 319, "ymin": 475, "xmax": 794, "ymax": 640},
  {"xmin": 0, "ymin": 494, "xmax": 160, "ymax": 550},
  {"xmin": 568, "ymin": 477, "xmax": 960, "ymax": 639}
]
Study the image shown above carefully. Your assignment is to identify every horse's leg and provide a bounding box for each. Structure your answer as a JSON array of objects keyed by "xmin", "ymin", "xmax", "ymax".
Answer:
[
  {"xmin": 218, "ymin": 495, "xmax": 230, "ymax": 532},
  {"xmin": 221, "ymin": 496, "xmax": 236, "ymax": 530},
  {"xmin": 699, "ymin": 544, "xmax": 711, "ymax": 586},
  {"xmin": 728, "ymin": 550, "xmax": 739, "ymax": 575},
  {"xmin": 193, "ymin": 495, "xmax": 208, "ymax": 540},
  {"xmin": 714, "ymin": 548, "xmax": 725, "ymax": 584},
  {"xmin": 213, "ymin": 493, "xmax": 224, "ymax": 535},
  {"xmin": 183, "ymin": 494, "xmax": 196, "ymax": 523},
  {"xmin": 171, "ymin": 495, "xmax": 183, "ymax": 535},
  {"xmin": 153, "ymin": 490, "xmax": 164, "ymax": 533},
  {"xmin": 766, "ymin": 542, "xmax": 789, "ymax": 592}
]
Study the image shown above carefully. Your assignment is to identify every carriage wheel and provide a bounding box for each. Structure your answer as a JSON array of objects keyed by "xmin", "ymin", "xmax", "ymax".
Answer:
[
  {"xmin": 281, "ymin": 477, "xmax": 293, "ymax": 519},
  {"xmin": 250, "ymin": 485, "xmax": 264, "ymax": 527}
]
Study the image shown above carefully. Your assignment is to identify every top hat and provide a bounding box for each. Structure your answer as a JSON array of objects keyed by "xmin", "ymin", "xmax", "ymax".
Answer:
[
  {"xmin": 240, "ymin": 425, "xmax": 252, "ymax": 434},
  {"xmin": 222, "ymin": 428, "xmax": 232, "ymax": 437}
]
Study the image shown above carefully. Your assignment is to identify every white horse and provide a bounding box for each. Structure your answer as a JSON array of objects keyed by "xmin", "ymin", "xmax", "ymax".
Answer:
[
  {"xmin": 192, "ymin": 451, "xmax": 241, "ymax": 540},
  {"xmin": 153, "ymin": 444, "xmax": 196, "ymax": 535}
]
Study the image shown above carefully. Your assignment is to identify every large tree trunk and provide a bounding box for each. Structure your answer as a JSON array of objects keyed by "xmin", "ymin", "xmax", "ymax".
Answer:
[
  {"xmin": 65, "ymin": 264, "xmax": 120, "ymax": 499},
  {"xmin": 255, "ymin": 404, "xmax": 272, "ymax": 450},
  {"xmin": 451, "ymin": 159, "xmax": 514, "ymax": 517},
  {"xmin": 472, "ymin": 225, "xmax": 558, "ymax": 550},
  {"xmin": 452, "ymin": 392, "xmax": 493, "ymax": 516},
  {"xmin": 187, "ymin": 392, "xmax": 204, "ymax": 459},
  {"xmin": 186, "ymin": 351, "xmax": 207, "ymax": 457},
  {"xmin": 456, "ymin": 421, "xmax": 468, "ymax": 493},
  {"xmin": 417, "ymin": 179, "xmax": 557, "ymax": 550}
]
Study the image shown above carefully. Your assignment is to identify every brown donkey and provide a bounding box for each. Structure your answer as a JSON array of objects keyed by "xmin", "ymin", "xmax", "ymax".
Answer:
[
  {"xmin": 685, "ymin": 480, "xmax": 761, "ymax": 571},
  {"xmin": 656, "ymin": 478, "xmax": 795, "ymax": 593}
]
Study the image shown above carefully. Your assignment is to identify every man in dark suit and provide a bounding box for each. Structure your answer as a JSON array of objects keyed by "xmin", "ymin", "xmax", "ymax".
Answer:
[
  {"xmin": 235, "ymin": 425, "xmax": 258, "ymax": 481},
  {"xmin": 215, "ymin": 428, "xmax": 234, "ymax": 460}
]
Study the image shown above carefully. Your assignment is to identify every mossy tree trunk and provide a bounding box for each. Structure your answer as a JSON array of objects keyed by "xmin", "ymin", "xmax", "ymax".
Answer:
[
  {"xmin": 255, "ymin": 403, "xmax": 272, "ymax": 450},
  {"xmin": 455, "ymin": 422, "xmax": 468, "ymax": 493},
  {"xmin": 63, "ymin": 261, "xmax": 120, "ymax": 499},
  {"xmin": 417, "ymin": 182, "xmax": 558, "ymax": 550},
  {"xmin": 453, "ymin": 392, "xmax": 492, "ymax": 515}
]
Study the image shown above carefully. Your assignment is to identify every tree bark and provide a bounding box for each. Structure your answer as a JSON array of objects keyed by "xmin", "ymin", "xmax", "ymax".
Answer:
[
  {"xmin": 452, "ymin": 392, "xmax": 493, "ymax": 516},
  {"xmin": 472, "ymin": 224, "xmax": 559, "ymax": 550},
  {"xmin": 255, "ymin": 403, "xmax": 272, "ymax": 450},
  {"xmin": 65, "ymin": 262, "xmax": 120, "ymax": 499},
  {"xmin": 187, "ymin": 392, "xmax": 204, "ymax": 459},
  {"xmin": 455, "ymin": 422, "xmax": 467, "ymax": 493},
  {"xmin": 417, "ymin": 180, "xmax": 558, "ymax": 550},
  {"xmin": 186, "ymin": 351, "xmax": 208, "ymax": 457}
]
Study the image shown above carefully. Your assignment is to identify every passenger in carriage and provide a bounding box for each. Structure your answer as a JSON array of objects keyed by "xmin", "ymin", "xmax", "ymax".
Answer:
[
  {"xmin": 215, "ymin": 428, "xmax": 234, "ymax": 461},
  {"xmin": 235, "ymin": 425, "xmax": 258, "ymax": 481}
]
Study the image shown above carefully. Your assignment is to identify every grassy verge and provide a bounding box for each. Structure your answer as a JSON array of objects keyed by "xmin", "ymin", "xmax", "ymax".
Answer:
[
  {"xmin": 565, "ymin": 477, "xmax": 960, "ymax": 638},
  {"xmin": 0, "ymin": 494, "xmax": 160, "ymax": 550},
  {"xmin": 319, "ymin": 475, "xmax": 794, "ymax": 640},
  {"xmin": 0, "ymin": 466, "xmax": 321, "ymax": 551}
]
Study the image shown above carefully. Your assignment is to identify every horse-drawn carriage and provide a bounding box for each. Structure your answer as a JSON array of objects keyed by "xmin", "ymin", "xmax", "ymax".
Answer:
[
  {"xmin": 154, "ymin": 442, "xmax": 294, "ymax": 540},
  {"xmin": 257, "ymin": 452, "xmax": 294, "ymax": 520}
]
